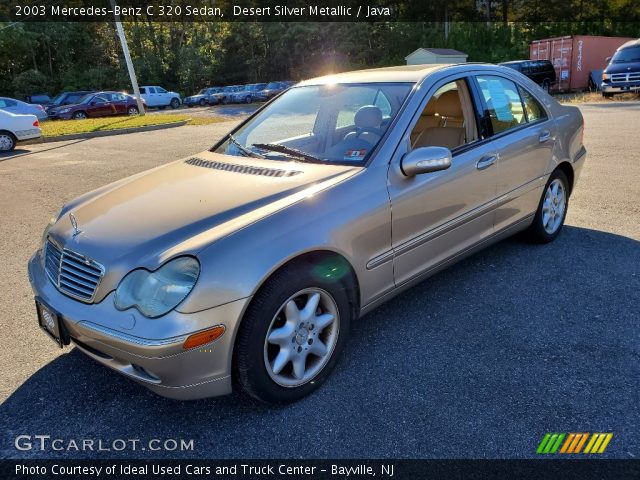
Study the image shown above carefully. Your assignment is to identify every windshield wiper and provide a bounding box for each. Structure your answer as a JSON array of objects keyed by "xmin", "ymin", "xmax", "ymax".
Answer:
[
  {"xmin": 251, "ymin": 143, "xmax": 322, "ymax": 163},
  {"xmin": 227, "ymin": 134, "xmax": 264, "ymax": 158}
]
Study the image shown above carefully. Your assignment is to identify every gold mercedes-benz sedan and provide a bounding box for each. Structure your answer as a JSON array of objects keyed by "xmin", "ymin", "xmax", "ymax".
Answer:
[{"xmin": 29, "ymin": 64, "xmax": 586, "ymax": 403}]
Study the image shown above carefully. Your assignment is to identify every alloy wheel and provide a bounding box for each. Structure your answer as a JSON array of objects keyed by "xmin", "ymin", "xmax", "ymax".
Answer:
[
  {"xmin": 128, "ymin": 107, "xmax": 139, "ymax": 116},
  {"xmin": 542, "ymin": 178, "xmax": 566, "ymax": 234},
  {"xmin": 264, "ymin": 288, "xmax": 339, "ymax": 387}
]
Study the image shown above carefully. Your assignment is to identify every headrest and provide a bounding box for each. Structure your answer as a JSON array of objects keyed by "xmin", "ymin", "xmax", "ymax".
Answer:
[
  {"xmin": 354, "ymin": 105, "xmax": 383, "ymax": 129},
  {"xmin": 435, "ymin": 90, "xmax": 463, "ymax": 118}
]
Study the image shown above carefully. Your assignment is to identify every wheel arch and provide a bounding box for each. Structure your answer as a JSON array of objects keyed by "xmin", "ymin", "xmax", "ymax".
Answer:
[{"xmin": 555, "ymin": 161, "xmax": 575, "ymax": 196}]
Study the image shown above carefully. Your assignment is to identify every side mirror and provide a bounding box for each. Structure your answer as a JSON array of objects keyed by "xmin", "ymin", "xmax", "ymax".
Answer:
[
  {"xmin": 401, "ymin": 146, "xmax": 452, "ymax": 176},
  {"xmin": 605, "ymin": 56, "xmax": 612, "ymax": 63}
]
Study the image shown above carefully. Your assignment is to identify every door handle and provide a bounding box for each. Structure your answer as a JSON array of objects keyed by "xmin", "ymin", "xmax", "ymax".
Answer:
[
  {"xmin": 476, "ymin": 154, "xmax": 497, "ymax": 170},
  {"xmin": 539, "ymin": 130, "xmax": 551, "ymax": 143}
]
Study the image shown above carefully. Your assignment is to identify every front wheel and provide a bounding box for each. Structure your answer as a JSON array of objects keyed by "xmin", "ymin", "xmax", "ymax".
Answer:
[
  {"xmin": 602, "ymin": 92, "xmax": 614, "ymax": 99},
  {"xmin": 245, "ymin": 95, "xmax": 253, "ymax": 104},
  {"xmin": 524, "ymin": 169, "xmax": 569, "ymax": 243},
  {"xmin": 234, "ymin": 262, "xmax": 352, "ymax": 404},
  {"xmin": 72, "ymin": 111, "xmax": 87, "ymax": 120},
  {"xmin": 0, "ymin": 132, "xmax": 16, "ymax": 152},
  {"xmin": 170, "ymin": 98, "xmax": 180, "ymax": 109},
  {"xmin": 199, "ymin": 99, "xmax": 207, "ymax": 107},
  {"xmin": 542, "ymin": 79, "xmax": 550, "ymax": 92}
]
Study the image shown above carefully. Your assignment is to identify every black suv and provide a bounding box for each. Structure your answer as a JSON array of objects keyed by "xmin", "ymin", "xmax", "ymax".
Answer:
[
  {"xmin": 601, "ymin": 39, "xmax": 640, "ymax": 98},
  {"xmin": 46, "ymin": 90, "xmax": 94, "ymax": 118},
  {"xmin": 500, "ymin": 60, "xmax": 557, "ymax": 91}
]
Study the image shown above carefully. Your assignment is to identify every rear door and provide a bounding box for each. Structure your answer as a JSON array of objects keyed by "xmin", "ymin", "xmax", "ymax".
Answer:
[
  {"xmin": 472, "ymin": 74, "xmax": 555, "ymax": 232},
  {"xmin": 109, "ymin": 93, "xmax": 128, "ymax": 114}
]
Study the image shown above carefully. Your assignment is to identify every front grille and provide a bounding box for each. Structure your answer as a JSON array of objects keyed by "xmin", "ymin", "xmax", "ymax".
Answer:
[
  {"xmin": 610, "ymin": 72, "xmax": 640, "ymax": 83},
  {"xmin": 44, "ymin": 239, "xmax": 104, "ymax": 302}
]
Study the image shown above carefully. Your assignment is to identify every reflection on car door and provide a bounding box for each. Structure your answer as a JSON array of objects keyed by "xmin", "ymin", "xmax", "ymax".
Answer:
[
  {"xmin": 387, "ymin": 76, "xmax": 498, "ymax": 286},
  {"xmin": 86, "ymin": 96, "xmax": 111, "ymax": 117},
  {"xmin": 110, "ymin": 93, "xmax": 128, "ymax": 114},
  {"xmin": 473, "ymin": 75, "xmax": 555, "ymax": 232}
]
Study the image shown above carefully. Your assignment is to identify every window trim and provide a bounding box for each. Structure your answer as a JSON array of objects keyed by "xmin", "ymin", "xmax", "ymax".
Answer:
[{"xmin": 400, "ymin": 74, "xmax": 483, "ymax": 158}]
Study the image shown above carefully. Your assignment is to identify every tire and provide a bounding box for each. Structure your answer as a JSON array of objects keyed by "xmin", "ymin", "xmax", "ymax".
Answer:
[
  {"xmin": 524, "ymin": 169, "xmax": 569, "ymax": 243},
  {"xmin": 245, "ymin": 95, "xmax": 253, "ymax": 104},
  {"xmin": 127, "ymin": 106, "xmax": 139, "ymax": 116},
  {"xmin": 542, "ymin": 79, "xmax": 550, "ymax": 92},
  {"xmin": 234, "ymin": 261, "xmax": 353, "ymax": 404},
  {"xmin": 0, "ymin": 131, "xmax": 16, "ymax": 152},
  {"xmin": 72, "ymin": 111, "xmax": 87, "ymax": 120},
  {"xmin": 170, "ymin": 98, "xmax": 180, "ymax": 109},
  {"xmin": 602, "ymin": 92, "xmax": 614, "ymax": 99},
  {"xmin": 199, "ymin": 99, "xmax": 207, "ymax": 106}
]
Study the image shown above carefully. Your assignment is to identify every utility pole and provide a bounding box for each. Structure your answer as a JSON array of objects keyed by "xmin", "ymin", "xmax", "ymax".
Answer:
[{"xmin": 110, "ymin": 0, "xmax": 145, "ymax": 115}]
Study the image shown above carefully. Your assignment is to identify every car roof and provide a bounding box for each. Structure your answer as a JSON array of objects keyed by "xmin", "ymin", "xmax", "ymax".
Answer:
[
  {"xmin": 618, "ymin": 38, "xmax": 640, "ymax": 50},
  {"xmin": 299, "ymin": 64, "xmax": 455, "ymax": 85}
]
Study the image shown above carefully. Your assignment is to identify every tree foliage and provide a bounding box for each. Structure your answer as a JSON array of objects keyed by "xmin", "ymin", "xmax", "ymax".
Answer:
[{"xmin": 0, "ymin": 18, "xmax": 637, "ymax": 98}]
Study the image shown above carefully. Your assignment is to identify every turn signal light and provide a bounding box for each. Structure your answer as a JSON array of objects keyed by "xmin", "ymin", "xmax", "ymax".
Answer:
[{"xmin": 183, "ymin": 325, "xmax": 225, "ymax": 350}]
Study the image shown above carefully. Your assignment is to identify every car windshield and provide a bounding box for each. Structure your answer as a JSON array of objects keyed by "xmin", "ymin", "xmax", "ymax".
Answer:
[
  {"xmin": 214, "ymin": 82, "xmax": 413, "ymax": 166},
  {"xmin": 612, "ymin": 46, "xmax": 640, "ymax": 63},
  {"xmin": 50, "ymin": 94, "xmax": 66, "ymax": 105},
  {"xmin": 197, "ymin": 89, "xmax": 207, "ymax": 95}
]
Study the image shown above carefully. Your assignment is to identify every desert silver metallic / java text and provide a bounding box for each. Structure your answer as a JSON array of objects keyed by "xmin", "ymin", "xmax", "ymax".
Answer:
[
  {"xmin": 264, "ymin": 288, "xmax": 339, "ymax": 387},
  {"xmin": 542, "ymin": 179, "xmax": 566, "ymax": 234}
]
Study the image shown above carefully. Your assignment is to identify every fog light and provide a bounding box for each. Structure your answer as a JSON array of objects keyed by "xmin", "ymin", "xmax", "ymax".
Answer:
[{"xmin": 183, "ymin": 325, "xmax": 225, "ymax": 350}]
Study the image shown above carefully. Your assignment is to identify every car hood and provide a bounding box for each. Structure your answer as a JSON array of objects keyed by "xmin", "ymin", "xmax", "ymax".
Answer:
[
  {"xmin": 48, "ymin": 151, "xmax": 361, "ymax": 295},
  {"xmin": 604, "ymin": 61, "xmax": 640, "ymax": 74}
]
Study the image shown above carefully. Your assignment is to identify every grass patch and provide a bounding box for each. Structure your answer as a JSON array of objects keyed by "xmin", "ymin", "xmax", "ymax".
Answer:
[
  {"xmin": 41, "ymin": 114, "xmax": 227, "ymax": 137},
  {"xmin": 557, "ymin": 91, "xmax": 640, "ymax": 104}
]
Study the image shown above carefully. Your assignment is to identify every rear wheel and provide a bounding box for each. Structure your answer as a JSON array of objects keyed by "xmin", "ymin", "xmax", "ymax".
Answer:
[
  {"xmin": 127, "ymin": 106, "xmax": 139, "ymax": 116},
  {"xmin": 0, "ymin": 131, "xmax": 16, "ymax": 152},
  {"xmin": 524, "ymin": 169, "xmax": 569, "ymax": 243},
  {"xmin": 72, "ymin": 111, "xmax": 87, "ymax": 120},
  {"xmin": 234, "ymin": 262, "xmax": 352, "ymax": 404},
  {"xmin": 170, "ymin": 98, "xmax": 180, "ymax": 109}
]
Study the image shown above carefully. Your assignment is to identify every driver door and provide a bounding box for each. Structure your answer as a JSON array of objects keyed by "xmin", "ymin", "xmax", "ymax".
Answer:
[{"xmin": 387, "ymin": 75, "xmax": 499, "ymax": 285}]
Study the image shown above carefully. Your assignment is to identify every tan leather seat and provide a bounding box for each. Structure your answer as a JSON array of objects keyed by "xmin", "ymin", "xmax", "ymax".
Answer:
[
  {"xmin": 413, "ymin": 90, "xmax": 466, "ymax": 150},
  {"xmin": 410, "ymin": 98, "xmax": 438, "ymax": 146}
]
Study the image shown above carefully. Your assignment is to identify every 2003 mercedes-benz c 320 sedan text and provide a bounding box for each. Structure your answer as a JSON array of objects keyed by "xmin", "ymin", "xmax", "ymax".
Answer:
[{"xmin": 29, "ymin": 64, "xmax": 586, "ymax": 403}]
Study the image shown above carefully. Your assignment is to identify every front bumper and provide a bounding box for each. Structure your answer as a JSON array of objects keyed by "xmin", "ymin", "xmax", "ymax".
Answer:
[
  {"xmin": 601, "ymin": 82, "xmax": 640, "ymax": 93},
  {"xmin": 28, "ymin": 251, "xmax": 250, "ymax": 400}
]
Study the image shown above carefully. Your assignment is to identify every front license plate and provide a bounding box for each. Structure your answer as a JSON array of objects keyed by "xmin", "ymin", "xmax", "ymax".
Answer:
[{"xmin": 36, "ymin": 299, "xmax": 65, "ymax": 348}]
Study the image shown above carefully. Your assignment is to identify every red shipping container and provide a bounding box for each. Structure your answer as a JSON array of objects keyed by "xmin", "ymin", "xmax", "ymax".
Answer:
[{"xmin": 530, "ymin": 35, "xmax": 635, "ymax": 92}]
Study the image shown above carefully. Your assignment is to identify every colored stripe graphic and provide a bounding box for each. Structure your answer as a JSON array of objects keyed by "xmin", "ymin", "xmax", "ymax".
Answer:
[
  {"xmin": 536, "ymin": 433, "xmax": 565, "ymax": 454},
  {"xmin": 538, "ymin": 433, "xmax": 613, "ymax": 454}
]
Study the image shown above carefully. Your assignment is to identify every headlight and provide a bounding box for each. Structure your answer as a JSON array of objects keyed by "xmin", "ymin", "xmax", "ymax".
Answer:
[
  {"xmin": 114, "ymin": 256, "xmax": 200, "ymax": 318},
  {"xmin": 41, "ymin": 217, "xmax": 56, "ymax": 246},
  {"xmin": 59, "ymin": 108, "xmax": 71, "ymax": 113},
  {"xmin": 602, "ymin": 73, "xmax": 610, "ymax": 81}
]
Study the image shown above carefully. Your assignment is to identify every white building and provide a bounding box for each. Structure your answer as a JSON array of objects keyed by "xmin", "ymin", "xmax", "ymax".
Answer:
[{"xmin": 405, "ymin": 48, "xmax": 468, "ymax": 65}]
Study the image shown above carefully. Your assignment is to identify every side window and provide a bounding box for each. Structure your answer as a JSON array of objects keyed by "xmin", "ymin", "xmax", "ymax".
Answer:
[
  {"xmin": 409, "ymin": 78, "xmax": 478, "ymax": 151},
  {"xmin": 476, "ymin": 75, "xmax": 526, "ymax": 135},
  {"xmin": 94, "ymin": 96, "xmax": 108, "ymax": 104},
  {"xmin": 156, "ymin": 87, "xmax": 167, "ymax": 94},
  {"xmin": 139, "ymin": 88, "xmax": 146, "ymax": 94},
  {"xmin": 148, "ymin": 88, "xmax": 156, "ymax": 94},
  {"xmin": 518, "ymin": 86, "xmax": 547, "ymax": 122}
]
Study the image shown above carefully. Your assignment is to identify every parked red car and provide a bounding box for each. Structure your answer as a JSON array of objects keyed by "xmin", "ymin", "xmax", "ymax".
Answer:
[{"xmin": 51, "ymin": 91, "xmax": 145, "ymax": 120}]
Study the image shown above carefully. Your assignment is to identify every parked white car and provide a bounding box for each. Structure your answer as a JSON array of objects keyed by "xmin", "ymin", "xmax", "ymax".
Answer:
[
  {"xmin": 139, "ymin": 86, "xmax": 181, "ymax": 109},
  {"xmin": 0, "ymin": 110, "xmax": 42, "ymax": 152},
  {"xmin": 0, "ymin": 97, "xmax": 48, "ymax": 121}
]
